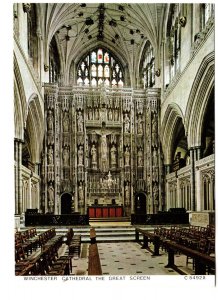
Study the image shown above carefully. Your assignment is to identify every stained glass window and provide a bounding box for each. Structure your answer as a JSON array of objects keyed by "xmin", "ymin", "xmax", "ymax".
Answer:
[
  {"xmin": 91, "ymin": 52, "xmax": 96, "ymax": 63},
  {"xmin": 91, "ymin": 78, "xmax": 97, "ymax": 86},
  {"xmin": 141, "ymin": 41, "xmax": 155, "ymax": 88},
  {"xmin": 84, "ymin": 78, "xmax": 89, "ymax": 86},
  {"xmin": 98, "ymin": 65, "xmax": 103, "ymax": 77},
  {"xmin": 91, "ymin": 65, "xmax": 96, "ymax": 77},
  {"xmin": 104, "ymin": 52, "xmax": 109, "ymax": 63},
  {"xmin": 104, "ymin": 65, "xmax": 110, "ymax": 77},
  {"xmin": 97, "ymin": 49, "xmax": 103, "ymax": 63},
  {"xmin": 77, "ymin": 48, "xmax": 124, "ymax": 87}
]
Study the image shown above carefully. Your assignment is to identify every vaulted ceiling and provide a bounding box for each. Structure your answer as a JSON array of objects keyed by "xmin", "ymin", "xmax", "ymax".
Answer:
[{"xmin": 40, "ymin": 3, "xmax": 168, "ymax": 74}]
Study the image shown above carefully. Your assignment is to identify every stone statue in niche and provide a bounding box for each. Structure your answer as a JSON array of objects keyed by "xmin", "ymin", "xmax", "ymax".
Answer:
[
  {"xmin": 100, "ymin": 107, "xmax": 107, "ymax": 122},
  {"xmin": 101, "ymin": 134, "xmax": 108, "ymax": 171},
  {"xmin": 78, "ymin": 146, "xmax": 84, "ymax": 165},
  {"xmin": 124, "ymin": 146, "xmax": 130, "ymax": 166},
  {"xmin": 77, "ymin": 111, "xmax": 83, "ymax": 132},
  {"xmin": 125, "ymin": 182, "xmax": 130, "ymax": 206},
  {"xmin": 152, "ymin": 115, "xmax": 158, "ymax": 147},
  {"xmin": 47, "ymin": 146, "xmax": 54, "ymax": 165},
  {"xmin": 153, "ymin": 148, "xmax": 158, "ymax": 167},
  {"xmin": 63, "ymin": 112, "xmax": 69, "ymax": 132},
  {"xmin": 88, "ymin": 108, "xmax": 93, "ymax": 120},
  {"xmin": 91, "ymin": 144, "xmax": 97, "ymax": 169},
  {"xmin": 48, "ymin": 182, "xmax": 54, "ymax": 212},
  {"xmin": 94, "ymin": 108, "xmax": 99, "ymax": 120},
  {"xmin": 153, "ymin": 183, "xmax": 159, "ymax": 203},
  {"xmin": 153, "ymin": 167, "xmax": 159, "ymax": 182},
  {"xmin": 110, "ymin": 144, "xmax": 117, "ymax": 167},
  {"xmin": 114, "ymin": 109, "xmax": 118, "ymax": 121},
  {"xmin": 137, "ymin": 148, "xmax": 143, "ymax": 167},
  {"xmin": 124, "ymin": 113, "xmax": 130, "ymax": 133},
  {"xmin": 63, "ymin": 146, "xmax": 69, "ymax": 166},
  {"xmin": 108, "ymin": 109, "xmax": 113, "ymax": 121},
  {"xmin": 47, "ymin": 110, "xmax": 54, "ymax": 131},
  {"xmin": 137, "ymin": 115, "xmax": 143, "ymax": 134},
  {"xmin": 78, "ymin": 182, "xmax": 84, "ymax": 206}
]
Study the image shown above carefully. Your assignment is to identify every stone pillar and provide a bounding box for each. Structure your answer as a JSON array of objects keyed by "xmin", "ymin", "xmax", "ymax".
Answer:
[
  {"xmin": 15, "ymin": 139, "xmax": 23, "ymax": 214},
  {"xmin": 165, "ymin": 164, "xmax": 171, "ymax": 175},
  {"xmin": 190, "ymin": 147, "xmax": 196, "ymax": 211},
  {"xmin": 14, "ymin": 140, "xmax": 19, "ymax": 214},
  {"xmin": 28, "ymin": 177, "xmax": 32, "ymax": 209},
  {"xmin": 196, "ymin": 146, "xmax": 202, "ymax": 161},
  {"xmin": 145, "ymin": 88, "xmax": 161, "ymax": 214}
]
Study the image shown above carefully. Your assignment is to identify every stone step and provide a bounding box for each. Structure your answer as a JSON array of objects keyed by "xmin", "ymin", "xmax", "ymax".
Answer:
[{"xmin": 89, "ymin": 217, "xmax": 131, "ymax": 222}]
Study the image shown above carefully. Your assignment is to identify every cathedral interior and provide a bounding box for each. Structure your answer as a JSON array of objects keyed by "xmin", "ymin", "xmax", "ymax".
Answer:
[{"xmin": 13, "ymin": 3, "xmax": 215, "ymax": 280}]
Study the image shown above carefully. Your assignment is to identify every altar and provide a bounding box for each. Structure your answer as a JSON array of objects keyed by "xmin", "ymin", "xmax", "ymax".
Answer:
[{"xmin": 88, "ymin": 205, "xmax": 123, "ymax": 218}]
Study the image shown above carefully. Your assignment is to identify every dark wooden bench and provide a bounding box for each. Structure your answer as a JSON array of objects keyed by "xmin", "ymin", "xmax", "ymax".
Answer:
[
  {"xmin": 164, "ymin": 240, "xmax": 215, "ymax": 275},
  {"xmin": 66, "ymin": 228, "xmax": 81, "ymax": 257},
  {"xmin": 88, "ymin": 244, "xmax": 102, "ymax": 275},
  {"xmin": 135, "ymin": 228, "xmax": 161, "ymax": 256},
  {"xmin": 90, "ymin": 228, "xmax": 96, "ymax": 244}
]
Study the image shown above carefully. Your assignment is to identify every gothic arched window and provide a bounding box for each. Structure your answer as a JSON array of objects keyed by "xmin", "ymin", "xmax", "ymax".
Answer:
[
  {"xmin": 165, "ymin": 4, "xmax": 182, "ymax": 86},
  {"xmin": 141, "ymin": 41, "xmax": 155, "ymax": 89},
  {"xmin": 200, "ymin": 3, "xmax": 214, "ymax": 30},
  {"xmin": 77, "ymin": 48, "xmax": 124, "ymax": 87}
]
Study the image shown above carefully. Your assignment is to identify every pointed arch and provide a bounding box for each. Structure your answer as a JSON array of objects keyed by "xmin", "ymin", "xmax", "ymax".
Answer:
[
  {"xmin": 25, "ymin": 94, "xmax": 44, "ymax": 163},
  {"xmin": 14, "ymin": 54, "xmax": 27, "ymax": 140},
  {"xmin": 185, "ymin": 52, "xmax": 215, "ymax": 147},
  {"xmin": 161, "ymin": 103, "xmax": 185, "ymax": 164}
]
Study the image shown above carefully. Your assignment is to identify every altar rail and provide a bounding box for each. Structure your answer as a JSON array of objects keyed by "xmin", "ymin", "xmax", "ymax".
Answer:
[
  {"xmin": 131, "ymin": 211, "xmax": 189, "ymax": 225},
  {"xmin": 25, "ymin": 213, "xmax": 89, "ymax": 226}
]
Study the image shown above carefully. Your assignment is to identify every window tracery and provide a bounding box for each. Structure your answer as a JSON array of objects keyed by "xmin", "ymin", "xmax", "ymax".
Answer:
[
  {"xmin": 77, "ymin": 48, "xmax": 124, "ymax": 87},
  {"xmin": 141, "ymin": 42, "xmax": 155, "ymax": 89}
]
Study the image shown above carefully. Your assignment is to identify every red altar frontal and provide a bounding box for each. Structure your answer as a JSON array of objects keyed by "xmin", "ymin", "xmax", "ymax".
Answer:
[{"xmin": 88, "ymin": 205, "xmax": 123, "ymax": 218}]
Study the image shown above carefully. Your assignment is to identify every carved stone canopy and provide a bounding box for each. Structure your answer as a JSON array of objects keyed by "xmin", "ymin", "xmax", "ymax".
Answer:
[{"xmin": 23, "ymin": 3, "xmax": 31, "ymax": 13}]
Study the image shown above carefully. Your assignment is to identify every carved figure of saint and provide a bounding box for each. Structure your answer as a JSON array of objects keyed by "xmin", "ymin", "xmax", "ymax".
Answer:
[
  {"xmin": 78, "ymin": 146, "xmax": 83, "ymax": 165},
  {"xmin": 153, "ymin": 148, "xmax": 158, "ymax": 167},
  {"xmin": 137, "ymin": 148, "xmax": 143, "ymax": 166},
  {"xmin": 152, "ymin": 116, "xmax": 158, "ymax": 147},
  {"xmin": 91, "ymin": 144, "xmax": 97, "ymax": 165},
  {"xmin": 47, "ymin": 147, "xmax": 54, "ymax": 165},
  {"xmin": 48, "ymin": 183, "xmax": 54, "ymax": 212},
  {"xmin": 101, "ymin": 134, "xmax": 108, "ymax": 169},
  {"xmin": 153, "ymin": 183, "xmax": 159, "ymax": 202},
  {"xmin": 137, "ymin": 115, "xmax": 143, "ymax": 134},
  {"xmin": 88, "ymin": 109, "xmax": 93, "ymax": 120},
  {"xmin": 94, "ymin": 109, "xmax": 99, "ymax": 120},
  {"xmin": 47, "ymin": 110, "xmax": 54, "ymax": 131},
  {"xmin": 77, "ymin": 111, "xmax": 83, "ymax": 132},
  {"xmin": 125, "ymin": 182, "xmax": 130, "ymax": 206},
  {"xmin": 110, "ymin": 145, "xmax": 117, "ymax": 166},
  {"xmin": 63, "ymin": 112, "xmax": 69, "ymax": 132},
  {"xmin": 108, "ymin": 109, "xmax": 113, "ymax": 121},
  {"xmin": 114, "ymin": 109, "xmax": 118, "ymax": 121},
  {"xmin": 124, "ymin": 113, "xmax": 130, "ymax": 133},
  {"xmin": 124, "ymin": 147, "xmax": 130, "ymax": 166},
  {"xmin": 63, "ymin": 146, "xmax": 69, "ymax": 166},
  {"xmin": 78, "ymin": 182, "xmax": 84, "ymax": 206}
]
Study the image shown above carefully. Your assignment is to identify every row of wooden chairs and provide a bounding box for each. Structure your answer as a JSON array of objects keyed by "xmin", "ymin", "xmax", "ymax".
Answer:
[
  {"xmin": 65, "ymin": 228, "xmax": 81, "ymax": 258},
  {"xmin": 15, "ymin": 228, "xmax": 39, "ymax": 257},
  {"xmin": 16, "ymin": 229, "xmax": 69, "ymax": 275},
  {"xmin": 154, "ymin": 225, "xmax": 215, "ymax": 257}
]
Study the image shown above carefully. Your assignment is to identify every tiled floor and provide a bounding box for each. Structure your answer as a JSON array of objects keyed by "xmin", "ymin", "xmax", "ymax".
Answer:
[{"xmin": 70, "ymin": 242, "xmax": 195, "ymax": 276}]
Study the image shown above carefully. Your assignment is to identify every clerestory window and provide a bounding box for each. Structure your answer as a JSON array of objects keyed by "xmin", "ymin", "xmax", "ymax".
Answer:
[{"xmin": 77, "ymin": 48, "xmax": 124, "ymax": 87}]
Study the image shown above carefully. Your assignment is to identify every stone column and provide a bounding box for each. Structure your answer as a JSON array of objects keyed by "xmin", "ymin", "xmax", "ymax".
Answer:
[
  {"xmin": 28, "ymin": 177, "xmax": 32, "ymax": 209},
  {"xmin": 15, "ymin": 139, "xmax": 23, "ymax": 214},
  {"xmin": 190, "ymin": 147, "xmax": 196, "ymax": 211},
  {"xmin": 165, "ymin": 164, "xmax": 171, "ymax": 175},
  {"xmin": 145, "ymin": 88, "xmax": 161, "ymax": 214},
  {"xmin": 14, "ymin": 140, "xmax": 19, "ymax": 214}
]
